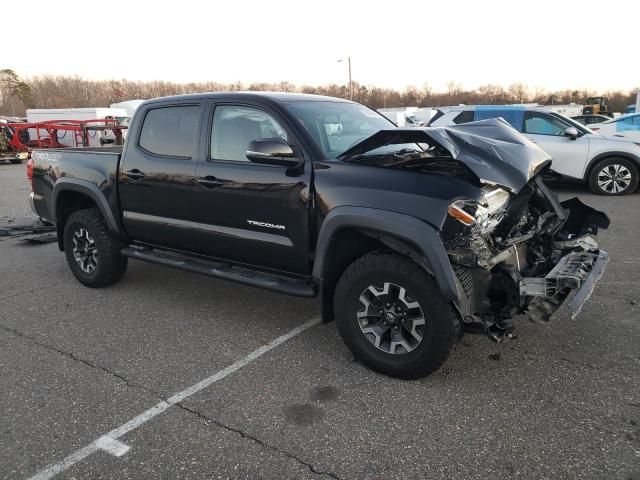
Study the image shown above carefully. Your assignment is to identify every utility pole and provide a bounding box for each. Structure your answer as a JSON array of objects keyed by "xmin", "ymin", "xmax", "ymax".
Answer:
[
  {"xmin": 338, "ymin": 57, "xmax": 353, "ymax": 100},
  {"xmin": 348, "ymin": 57, "xmax": 352, "ymax": 101},
  {"xmin": 635, "ymin": 88, "xmax": 640, "ymax": 113}
]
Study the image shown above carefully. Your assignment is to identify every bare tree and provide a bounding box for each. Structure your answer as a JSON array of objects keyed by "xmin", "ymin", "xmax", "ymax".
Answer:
[
  {"xmin": 508, "ymin": 83, "xmax": 529, "ymax": 104},
  {"xmin": 0, "ymin": 72, "xmax": 636, "ymax": 116}
]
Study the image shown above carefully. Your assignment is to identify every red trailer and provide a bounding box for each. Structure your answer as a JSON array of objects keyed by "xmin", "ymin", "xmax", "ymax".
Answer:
[{"xmin": 5, "ymin": 118, "xmax": 127, "ymax": 156}]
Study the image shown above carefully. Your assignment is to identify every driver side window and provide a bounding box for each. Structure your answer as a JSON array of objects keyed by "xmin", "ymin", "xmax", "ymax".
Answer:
[
  {"xmin": 210, "ymin": 105, "xmax": 288, "ymax": 162},
  {"xmin": 523, "ymin": 112, "xmax": 569, "ymax": 136}
]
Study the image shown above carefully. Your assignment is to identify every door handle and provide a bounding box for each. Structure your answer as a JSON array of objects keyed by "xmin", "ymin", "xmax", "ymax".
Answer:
[
  {"xmin": 125, "ymin": 169, "xmax": 145, "ymax": 180},
  {"xmin": 197, "ymin": 175, "xmax": 224, "ymax": 188}
]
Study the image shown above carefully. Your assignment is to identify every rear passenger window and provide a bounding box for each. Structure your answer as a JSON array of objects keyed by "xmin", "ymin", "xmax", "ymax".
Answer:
[
  {"xmin": 139, "ymin": 106, "xmax": 199, "ymax": 158},
  {"xmin": 453, "ymin": 111, "xmax": 474, "ymax": 124}
]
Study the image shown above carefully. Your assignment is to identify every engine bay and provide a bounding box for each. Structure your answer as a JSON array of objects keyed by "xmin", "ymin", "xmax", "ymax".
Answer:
[{"xmin": 442, "ymin": 176, "xmax": 610, "ymax": 339}]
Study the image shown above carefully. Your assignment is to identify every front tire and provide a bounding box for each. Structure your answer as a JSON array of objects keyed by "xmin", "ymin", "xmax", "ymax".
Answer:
[
  {"xmin": 63, "ymin": 208, "xmax": 128, "ymax": 287},
  {"xmin": 588, "ymin": 157, "xmax": 638, "ymax": 195},
  {"xmin": 334, "ymin": 252, "xmax": 460, "ymax": 379}
]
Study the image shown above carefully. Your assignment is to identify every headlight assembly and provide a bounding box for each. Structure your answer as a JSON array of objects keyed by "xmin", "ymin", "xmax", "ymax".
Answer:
[{"xmin": 448, "ymin": 187, "xmax": 510, "ymax": 234}]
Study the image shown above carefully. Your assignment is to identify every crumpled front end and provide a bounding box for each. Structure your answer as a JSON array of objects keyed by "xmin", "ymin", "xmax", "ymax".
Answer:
[{"xmin": 441, "ymin": 176, "xmax": 610, "ymax": 339}]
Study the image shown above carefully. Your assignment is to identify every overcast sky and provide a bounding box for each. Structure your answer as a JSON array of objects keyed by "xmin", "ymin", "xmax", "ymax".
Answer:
[{"xmin": 8, "ymin": 0, "xmax": 640, "ymax": 93}]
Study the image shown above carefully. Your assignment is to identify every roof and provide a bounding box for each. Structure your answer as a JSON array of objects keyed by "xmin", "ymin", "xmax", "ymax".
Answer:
[
  {"xmin": 436, "ymin": 104, "xmax": 550, "ymax": 113},
  {"xmin": 144, "ymin": 91, "xmax": 353, "ymax": 105}
]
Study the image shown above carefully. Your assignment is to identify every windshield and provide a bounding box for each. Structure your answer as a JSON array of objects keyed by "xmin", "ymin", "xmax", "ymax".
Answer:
[{"xmin": 285, "ymin": 101, "xmax": 418, "ymax": 158}]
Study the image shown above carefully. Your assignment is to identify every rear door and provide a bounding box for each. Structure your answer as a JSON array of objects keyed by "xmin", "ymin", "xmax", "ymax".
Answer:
[
  {"xmin": 119, "ymin": 103, "xmax": 203, "ymax": 250},
  {"xmin": 190, "ymin": 101, "xmax": 312, "ymax": 275},
  {"xmin": 521, "ymin": 111, "xmax": 590, "ymax": 179}
]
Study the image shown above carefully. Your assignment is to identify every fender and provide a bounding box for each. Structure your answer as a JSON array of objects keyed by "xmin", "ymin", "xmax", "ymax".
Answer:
[
  {"xmin": 52, "ymin": 178, "xmax": 121, "ymax": 235},
  {"xmin": 312, "ymin": 206, "xmax": 459, "ymax": 303},
  {"xmin": 583, "ymin": 151, "xmax": 640, "ymax": 180}
]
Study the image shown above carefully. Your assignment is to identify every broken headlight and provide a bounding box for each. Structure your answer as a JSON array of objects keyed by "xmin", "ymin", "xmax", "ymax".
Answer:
[{"xmin": 447, "ymin": 187, "xmax": 510, "ymax": 235}]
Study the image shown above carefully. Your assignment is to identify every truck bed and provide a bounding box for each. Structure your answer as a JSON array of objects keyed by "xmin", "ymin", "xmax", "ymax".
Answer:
[
  {"xmin": 38, "ymin": 145, "xmax": 124, "ymax": 154},
  {"xmin": 30, "ymin": 146, "xmax": 124, "ymax": 226}
]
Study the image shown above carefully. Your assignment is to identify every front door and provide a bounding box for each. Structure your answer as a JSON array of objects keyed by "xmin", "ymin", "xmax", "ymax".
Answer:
[
  {"xmin": 521, "ymin": 111, "xmax": 590, "ymax": 179},
  {"xmin": 191, "ymin": 103, "xmax": 312, "ymax": 275},
  {"xmin": 119, "ymin": 103, "xmax": 203, "ymax": 250}
]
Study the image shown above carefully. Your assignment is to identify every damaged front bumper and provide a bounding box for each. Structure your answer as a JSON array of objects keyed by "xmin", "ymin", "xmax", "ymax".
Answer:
[
  {"xmin": 443, "ymin": 176, "xmax": 610, "ymax": 338},
  {"xmin": 520, "ymin": 249, "xmax": 609, "ymax": 320}
]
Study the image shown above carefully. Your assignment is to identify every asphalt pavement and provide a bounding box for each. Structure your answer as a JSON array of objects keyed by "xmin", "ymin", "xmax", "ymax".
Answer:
[{"xmin": 1, "ymin": 162, "xmax": 638, "ymax": 479}]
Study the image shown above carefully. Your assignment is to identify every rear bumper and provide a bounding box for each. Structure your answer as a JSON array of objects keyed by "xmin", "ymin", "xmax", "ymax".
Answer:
[{"xmin": 520, "ymin": 250, "xmax": 609, "ymax": 319}]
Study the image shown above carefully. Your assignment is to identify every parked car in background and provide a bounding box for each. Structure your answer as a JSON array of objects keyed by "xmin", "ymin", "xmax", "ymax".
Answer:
[
  {"xmin": 100, "ymin": 115, "xmax": 131, "ymax": 145},
  {"xmin": 28, "ymin": 92, "xmax": 610, "ymax": 379},
  {"xmin": 428, "ymin": 105, "xmax": 640, "ymax": 195},
  {"xmin": 378, "ymin": 107, "xmax": 429, "ymax": 127},
  {"xmin": 589, "ymin": 113, "xmax": 640, "ymax": 141},
  {"xmin": 571, "ymin": 114, "xmax": 611, "ymax": 126},
  {"xmin": 0, "ymin": 120, "xmax": 28, "ymax": 164}
]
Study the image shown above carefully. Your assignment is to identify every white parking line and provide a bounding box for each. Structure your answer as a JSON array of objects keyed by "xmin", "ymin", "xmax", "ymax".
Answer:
[{"xmin": 29, "ymin": 317, "xmax": 321, "ymax": 480}]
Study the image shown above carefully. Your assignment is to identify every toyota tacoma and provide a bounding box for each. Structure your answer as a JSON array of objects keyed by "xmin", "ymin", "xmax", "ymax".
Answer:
[{"xmin": 28, "ymin": 92, "xmax": 610, "ymax": 379}]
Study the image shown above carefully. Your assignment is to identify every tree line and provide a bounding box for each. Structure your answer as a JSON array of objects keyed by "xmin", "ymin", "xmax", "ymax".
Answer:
[{"xmin": 0, "ymin": 69, "xmax": 636, "ymax": 116}]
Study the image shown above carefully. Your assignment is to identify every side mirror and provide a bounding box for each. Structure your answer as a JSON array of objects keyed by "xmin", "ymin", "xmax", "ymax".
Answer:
[
  {"xmin": 565, "ymin": 127, "xmax": 579, "ymax": 140},
  {"xmin": 246, "ymin": 138, "xmax": 301, "ymax": 167}
]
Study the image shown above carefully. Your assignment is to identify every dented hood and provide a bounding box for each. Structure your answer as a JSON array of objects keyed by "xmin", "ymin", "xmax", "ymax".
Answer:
[{"xmin": 339, "ymin": 118, "xmax": 552, "ymax": 192}]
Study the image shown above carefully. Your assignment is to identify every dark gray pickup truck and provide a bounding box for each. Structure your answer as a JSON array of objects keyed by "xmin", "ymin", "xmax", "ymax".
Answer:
[{"xmin": 28, "ymin": 92, "xmax": 610, "ymax": 379}]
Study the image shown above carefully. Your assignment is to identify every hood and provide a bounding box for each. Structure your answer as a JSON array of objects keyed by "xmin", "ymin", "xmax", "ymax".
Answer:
[
  {"xmin": 590, "ymin": 132, "xmax": 640, "ymax": 145},
  {"xmin": 339, "ymin": 118, "xmax": 552, "ymax": 192}
]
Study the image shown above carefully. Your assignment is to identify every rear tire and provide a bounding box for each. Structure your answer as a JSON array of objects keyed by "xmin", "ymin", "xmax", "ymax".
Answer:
[
  {"xmin": 588, "ymin": 157, "xmax": 638, "ymax": 195},
  {"xmin": 63, "ymin": 208, "xmax": 128, "ymax": 287},
  {"xmin": 334, "ymin": 251, "xmax": 460, "ymax": 379}
]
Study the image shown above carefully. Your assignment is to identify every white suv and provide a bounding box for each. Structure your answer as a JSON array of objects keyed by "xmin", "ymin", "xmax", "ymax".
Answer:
[{"xmin": 429, "ymin": 106, "xmax": 640, "ymax": 195}]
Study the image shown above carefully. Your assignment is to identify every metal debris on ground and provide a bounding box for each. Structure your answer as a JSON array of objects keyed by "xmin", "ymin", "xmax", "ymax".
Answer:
[{"xmin": 0, "ymin": 220, "xmax": 56, "ymax": 243}]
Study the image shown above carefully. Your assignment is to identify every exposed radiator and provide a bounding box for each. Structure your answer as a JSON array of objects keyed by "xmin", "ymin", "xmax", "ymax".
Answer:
[{"xmin": 452, "ymin": 264, "xmax": 474, "ymax": 298}]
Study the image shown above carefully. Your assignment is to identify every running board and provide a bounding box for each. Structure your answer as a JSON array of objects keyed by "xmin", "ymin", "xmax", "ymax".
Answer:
[{"xmin": 121, "ymin": 246, "xmax": 317, "ymax": 298}]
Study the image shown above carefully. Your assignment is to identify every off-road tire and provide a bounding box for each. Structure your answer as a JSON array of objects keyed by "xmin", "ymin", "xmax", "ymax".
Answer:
[
  {"xmin": 9, "ymin": 158, "xmax": 22, "ymax": 164},
  {"xmin": 588, "ymin": 157, "xmax": 639, "ymax": 196},
  {"xmin": 63, "ymin": 208, "xmax": 127, "ymax": 287},
  {"xmin": 334, "ymin": 251, "xmax": 460, "ymax": 379}
]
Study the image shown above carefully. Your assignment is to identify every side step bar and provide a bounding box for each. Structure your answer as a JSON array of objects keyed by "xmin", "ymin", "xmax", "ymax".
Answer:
[{"xmin": 122, "ymin": 246, "xmax": 317, "ymax": 298}]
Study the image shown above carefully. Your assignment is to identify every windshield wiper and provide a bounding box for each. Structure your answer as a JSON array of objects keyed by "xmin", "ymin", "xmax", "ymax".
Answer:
[
  {"xmin": 343, "ymin": 147, "xmax": 421, "ymax": 163},
  {"xmin": 343, "ymin": 153, "xmax": 392, "ymax": 163},
  {"xmin": 391, "ymin": 148, "xmax": 421, "ymax": 157}
]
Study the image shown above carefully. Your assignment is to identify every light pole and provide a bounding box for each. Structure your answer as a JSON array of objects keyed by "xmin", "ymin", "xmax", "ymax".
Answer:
[{"xmin": 338, "ymin": 57, "xmax": 352, "ymax": 100}]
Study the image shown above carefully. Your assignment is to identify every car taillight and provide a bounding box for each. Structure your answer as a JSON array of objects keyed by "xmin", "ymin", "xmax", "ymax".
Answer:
[{"xmin": 26, "ymin": 157, "xmax": 34, "ymax": 190}]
